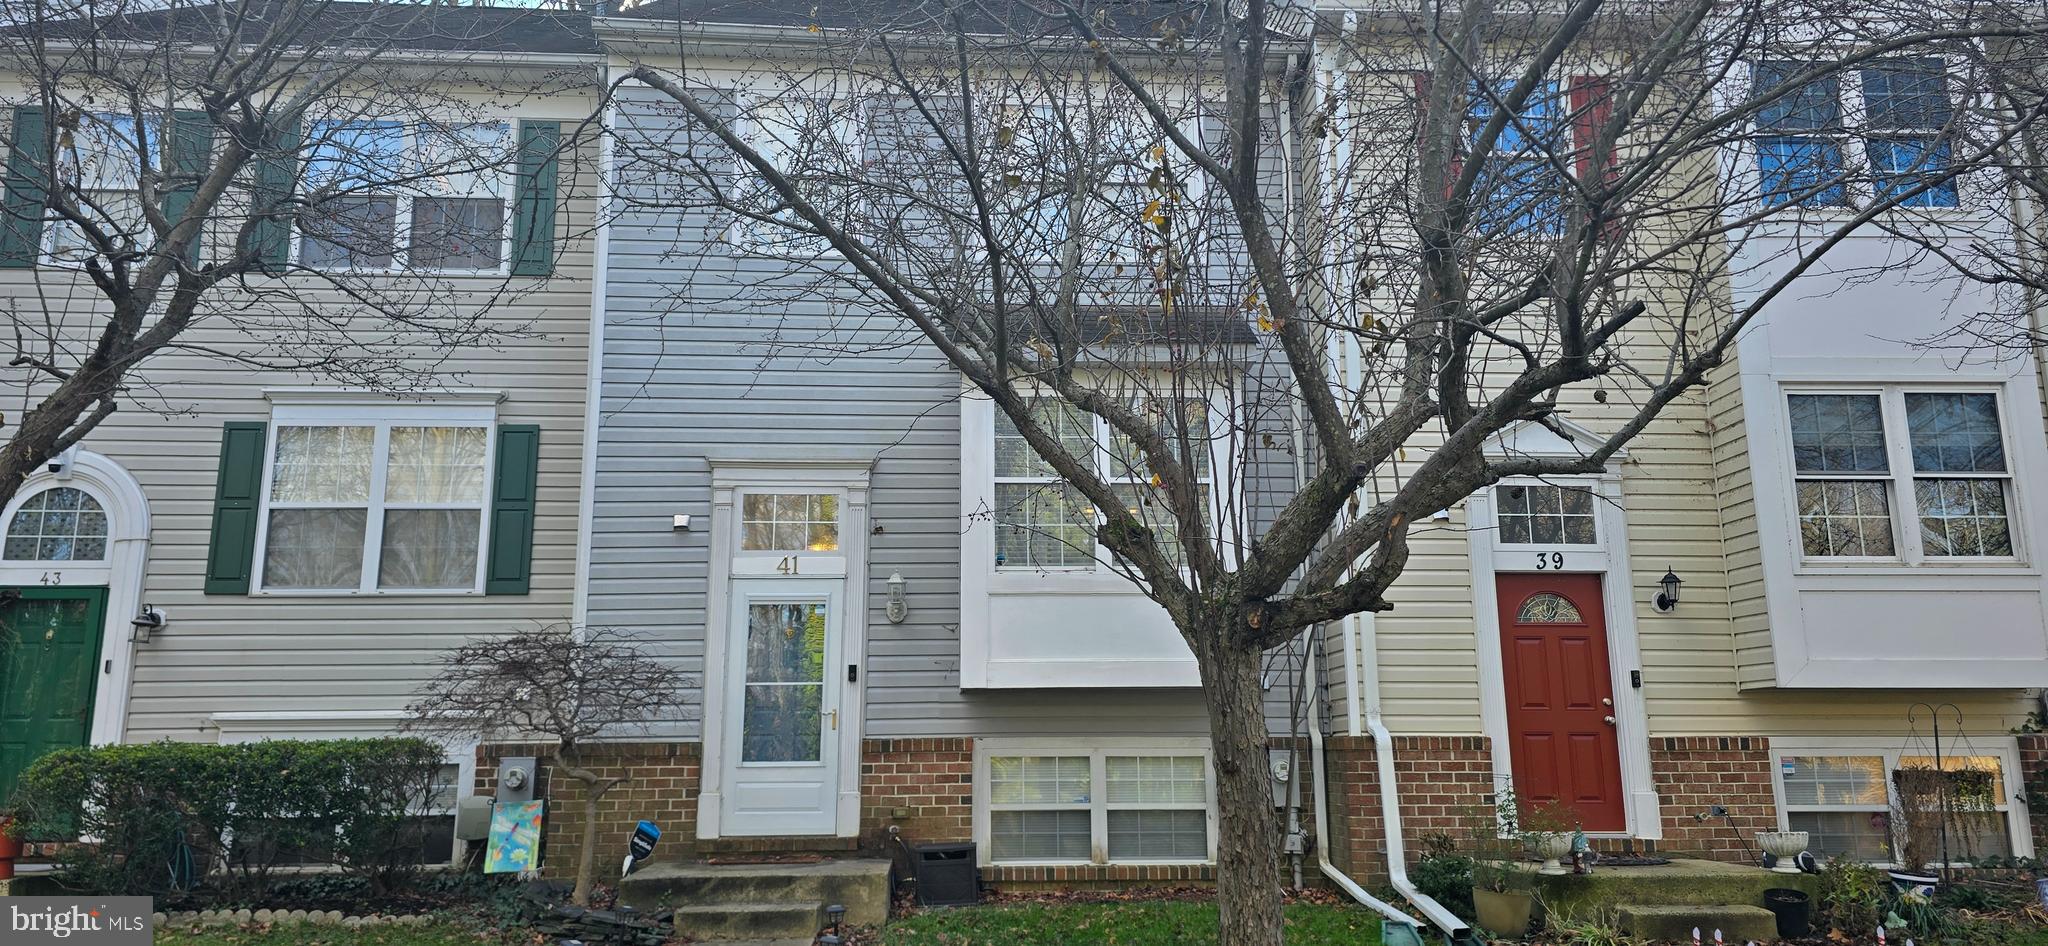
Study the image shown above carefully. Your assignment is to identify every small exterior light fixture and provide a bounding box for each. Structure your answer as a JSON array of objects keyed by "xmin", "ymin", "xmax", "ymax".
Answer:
[
  {"xmin": 826, "ymin": 903, "xmax": 847, "ymax": 931},
  {"xmin": 885, "ymin": 572, "xmax": 909, "ymax": 624},
  {"xmin": 1654, "ymin": 568, "xmax": 1682, "ymax": 613},
  {"xmin": 130, "ymin": 604, "xmax": 165, "ymax": 643}
]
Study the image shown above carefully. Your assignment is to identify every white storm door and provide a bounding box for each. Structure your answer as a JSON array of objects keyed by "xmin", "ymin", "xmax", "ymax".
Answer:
[{"xmin": 719, "ymin": 579, "xmax": 843, "ymax": 836}]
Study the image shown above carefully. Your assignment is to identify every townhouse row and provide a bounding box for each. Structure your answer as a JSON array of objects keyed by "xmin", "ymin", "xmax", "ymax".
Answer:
[{"xmin": 3, "ymin": 0, "xmax": 2045, "ymax": 896}]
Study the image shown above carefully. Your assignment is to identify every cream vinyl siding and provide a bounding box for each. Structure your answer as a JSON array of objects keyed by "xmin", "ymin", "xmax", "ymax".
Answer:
[{"xmin": 0, "ymin": 97, "xmax": 601, "ymax": 742}]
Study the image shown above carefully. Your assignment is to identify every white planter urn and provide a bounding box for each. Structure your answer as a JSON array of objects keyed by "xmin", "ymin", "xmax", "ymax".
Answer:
[
  {"xmin": 1531, "ymin": 832, "xmax": 1574, "ymax": 876},
  {"xmin": 1758, "ymin": 831, "xmax": 1810, "ymax": 873}
]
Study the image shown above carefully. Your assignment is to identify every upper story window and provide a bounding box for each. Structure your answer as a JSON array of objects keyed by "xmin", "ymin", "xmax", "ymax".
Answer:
[
  {"xmin": 256, "ymin": 405, "xmax": 495, "ymax": 592},
  {"xmin": 1753, "ymin": 58, "xmax": 1957, "ymax": 209},
  {"xmin": 992, "ymin": 396, "xmax": 1218, "ymax": 571},
  {"xmin": 1494, "ymin": 483, "xmax": 1597, "ymax": 545},
  {"xmin": 1465, "ymin": 79, "xmax": 1570, "ymax": 234},
  {"xmin": 299, "ymin": 120, "xmax": 512, "ymax": 272},
  {"xmin": 1786, "ymin": 389, "xmax": 2013, "ymax": 561},
  {"xmin": 4, "ymin": 487, "xmax": 108, "ymax": 561},
  {"xmin": 47, "ymin": 112, "xmax": 160, "ymax": 261}
]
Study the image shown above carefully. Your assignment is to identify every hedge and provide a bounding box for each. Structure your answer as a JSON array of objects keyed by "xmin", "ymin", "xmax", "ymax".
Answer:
[{"xmin": 4, "ymin": 737, "xmax": 451, "ymax": 900}]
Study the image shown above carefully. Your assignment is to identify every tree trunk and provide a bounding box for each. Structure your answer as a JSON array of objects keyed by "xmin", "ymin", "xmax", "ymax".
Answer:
[
  {"xmin": 573, "ymin": 780, "xmax": 603, "ymax": 906},
  {"xmin": 1195, "ymin": 629, "xmax": 1285, "ymax": 946}
]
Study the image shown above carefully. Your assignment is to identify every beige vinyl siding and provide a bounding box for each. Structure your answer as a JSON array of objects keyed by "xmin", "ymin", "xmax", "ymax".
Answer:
[
  {"xmin": 0, "ymin": 102, "xmax": 601, "ymax": 743},
  {"xmin": 1708, "ymin": 354, "xmax": 1774, "ymax": 688}
]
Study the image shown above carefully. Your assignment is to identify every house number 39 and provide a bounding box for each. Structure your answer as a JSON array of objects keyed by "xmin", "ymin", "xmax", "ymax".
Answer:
[{"xmin": 1533, "ymin": 552, "xmax": 1564, "ymax": 570}]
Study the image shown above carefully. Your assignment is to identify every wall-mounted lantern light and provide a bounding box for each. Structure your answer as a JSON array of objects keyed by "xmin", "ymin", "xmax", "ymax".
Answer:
[
  {"xmin": 886, "ymin": 572, "xmax": 909, "ymax": 624},
  {"xmin": 130, "ymin": 604, "xmax": 166, "ymax": 643},
  {"xmin": 1653, "ymin": 568, "xmax": 1682, "ymax": 613}
]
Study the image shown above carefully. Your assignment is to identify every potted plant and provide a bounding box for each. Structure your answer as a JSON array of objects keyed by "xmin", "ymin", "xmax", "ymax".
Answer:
[
  {"xmin": 1758, "ymin": 830, "xmax": 1811, "ymax": 873},
  {"xmin": 0, "ymin": 810, "xmax": 22, "ymax": 881},
  {"xmin": 1520, "ymin": 799, "xmax": 1581, "ymax": 877},
  {"xmin": 1464, "ymin": 789, "xmax": 1537, "ymax": 937}
]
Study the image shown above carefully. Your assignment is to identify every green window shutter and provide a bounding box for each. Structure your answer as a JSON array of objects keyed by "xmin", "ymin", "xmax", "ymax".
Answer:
[
  {"xmin": 0, "ymin": 105, "xmax": 49, "ymax": 268},
  {"xmin": 510, "ymin": 120, "xmax": 560, "ymax": 277},
  {"xmin": 163, "ymin": 109, "xmax": 212, "ymax": 264},
  {"xmin": 204, "ymin": 421, "xmax": 269, "ymax": 594},
  {"xmin": 485, "ymin": 424, "xmax": 541, "ymax": 595},
  {"xmin": 242, "ymin": 115, "xmax": 300, "ymax": 270}
]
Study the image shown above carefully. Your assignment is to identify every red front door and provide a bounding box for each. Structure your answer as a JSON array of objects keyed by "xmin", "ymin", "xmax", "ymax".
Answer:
[{"xmin": 1497, "ymin": 573, "xmax": 1626, "ymax": 832}]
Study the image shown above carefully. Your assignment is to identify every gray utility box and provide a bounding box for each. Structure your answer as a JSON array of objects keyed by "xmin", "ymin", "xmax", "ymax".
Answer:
[{"xmin": 911, "ymin": 842, "xmax": 979, "ymax": 906}]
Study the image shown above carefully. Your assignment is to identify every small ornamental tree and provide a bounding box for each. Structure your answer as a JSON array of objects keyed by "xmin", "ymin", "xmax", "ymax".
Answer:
[{"xmin": 407, "ymin": 625, "xmax": 691, "ymax": 906}]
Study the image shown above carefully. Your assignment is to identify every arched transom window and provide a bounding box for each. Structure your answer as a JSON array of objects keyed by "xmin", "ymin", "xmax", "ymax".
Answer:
[
  {"xmin": 4, "ymin": 487, "xmax": 109, "ymax": 561},
  {"xmin": 1516, "ymin": 592, "xmax": 1583, "ymax": 624}
]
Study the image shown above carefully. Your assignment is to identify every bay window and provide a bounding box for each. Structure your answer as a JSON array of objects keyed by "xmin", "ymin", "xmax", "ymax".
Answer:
[
  {"xmin": 255, "ymin": 403, "xmax": 495, "ymax": 592},
  {"xmin": 299, "ymin": 120, "xmax": 512, "ymax": 272},
  {"xmin": 991, "ymin": 395, "xmax": 1219, "ymax": 571},
  {"xmin": 980, "ymin": 741, "xmax": 1215, "ymax": 865},
  {"xmin": 1785, "ymin": 388, "xmax": 2015, "ymax": 561}
]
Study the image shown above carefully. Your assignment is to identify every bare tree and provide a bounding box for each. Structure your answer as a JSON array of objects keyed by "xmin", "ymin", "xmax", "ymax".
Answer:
[
  {"xmin": 0, "ymin": 0, "xmax": 584, "ymax": 507},
  {"xmin": 601, "ymin": 0, "xmax": 2048, "ymax": 939},
  {"xmin": 406, "ymin": 625, "xmax": 692, "ymax": 907}
]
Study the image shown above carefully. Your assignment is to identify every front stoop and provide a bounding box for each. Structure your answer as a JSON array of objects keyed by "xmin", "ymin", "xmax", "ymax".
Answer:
[
  {"xmin": 671, "ymin": 902, "xmax": 826, "ymax": 940},
  {"xmin": 1616, "ymin": 904, "xmax": 1778, "ymax": 942},
  {"xmin": 618, "ymin": 858, "xmax": 892, "ymax": 940}
]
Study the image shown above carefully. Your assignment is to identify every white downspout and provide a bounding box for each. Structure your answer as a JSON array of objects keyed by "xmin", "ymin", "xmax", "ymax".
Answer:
[
  {"xmin": 1353, "ymin": 611, "xmax": 1470, "ymax": 936},
  {"xmin": 1305, "ymin": 637, "xmax": 1420, "ymax": 929}
]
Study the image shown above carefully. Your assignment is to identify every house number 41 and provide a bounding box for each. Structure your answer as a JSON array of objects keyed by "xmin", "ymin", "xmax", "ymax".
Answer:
[
  {"xmin": 1533, "ymin": 552, "xmax": 1564, "ymax": 570},
  {"xmin": 776, "ymin": 556, "xmax": 800, "ymax": 575}
]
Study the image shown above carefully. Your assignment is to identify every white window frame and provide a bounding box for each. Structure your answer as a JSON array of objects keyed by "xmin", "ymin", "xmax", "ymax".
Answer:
[
  {"xmin": 42, "ymin": 110, "xmax": 163, "ymax": 266},
  {"xmin": 293, "ymin": 119, "xmax": 518, "ymax": 276},
  {"xmin": 726, "ymin": 93, "xmax": 864, "ymax": 257},
  {"xmin": 1781, "ymin": 384, "xmax": 2022, "ymax": 566},
  {"xmin": 989, "ymin": 389, "xmax": 1232, "ymax": 575},
  {"xmin": 251, "ymin": 390, "xmax": 501, "ymax": 595},
  {"xmin": 1748, "ymin": 56, "xmax": 1964, "ymax": 212},
  {"xmin": 973, "ymin": 737, "xmax": 1218, "ymax": 868},
  {"xmin": 1769, "ymin": 737, "xmax": 2032, "ymax": 867}
]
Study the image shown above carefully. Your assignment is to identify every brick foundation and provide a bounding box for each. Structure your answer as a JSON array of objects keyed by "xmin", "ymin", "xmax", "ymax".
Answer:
[
  {"xmin": 859, "ymin": 737, "xmax": 973, "ymax": 847},
  {"xmin": 2019, "ymin": 734, "xmax": 2048, "ymax": 852},
  {"xmin": 1319, "ymin": 735, "xmax": 1495, "ymax": 884},
  {"xmin": 1647, "ymin": 736, "xmax": 1776, "ymax": 862},
  {"xmin": 476, "ymin": 742, "xmax": 703, "ymax": 881}
]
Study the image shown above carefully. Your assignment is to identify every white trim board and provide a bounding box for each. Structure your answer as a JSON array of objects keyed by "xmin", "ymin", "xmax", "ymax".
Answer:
[
  {"xmin": 1466, "ymin": 431, "xmax": 1662, "ymax": 839},
  {"xmin": 0, "ymin": 448, "xmax": 152, "ymax": 748},
  {"xmin": 696, "ymin": 458, "xmax": 872, "ymax": 840}
]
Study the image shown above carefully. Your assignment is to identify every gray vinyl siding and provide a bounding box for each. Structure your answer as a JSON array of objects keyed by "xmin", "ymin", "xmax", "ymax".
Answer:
[
  {"xmin": 593, "ymin": 80, "xmax": 1305, "ymax": 741},
  {"xmin": 0, "ymin": 121, "xmax": 601, "ymax": 743}
]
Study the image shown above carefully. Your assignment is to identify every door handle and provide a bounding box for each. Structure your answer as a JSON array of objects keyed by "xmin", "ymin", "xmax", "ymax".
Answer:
[
  {"xmin": 1603, "ymin": 715, "xmax": 1616, "ymax": 726},
  {"xmin": 827, "ymin": 709, "xmax": 839, "ymax": 731},
  {"xmin": 1601, "ymin": 697, "xmax": 1612, "ymax": 707}
]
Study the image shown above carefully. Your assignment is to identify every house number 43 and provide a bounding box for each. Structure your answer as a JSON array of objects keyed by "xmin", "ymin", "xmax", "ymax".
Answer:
[{"xmin": 1532, "ymin": 552, "xmax": 1564, "ymax": 570}]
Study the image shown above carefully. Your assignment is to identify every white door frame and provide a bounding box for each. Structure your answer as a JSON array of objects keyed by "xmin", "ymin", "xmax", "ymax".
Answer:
[
  {"xmin": 1468, "ymin": 422, "xmax": 1662, "ymax": 839},
  {"xmin": 698, "ymin": 457, "xmax": 871, "ymax": 839},
  {"xmin": 0, "ymin": 448, "xmax": 151, "ymax": 747}
]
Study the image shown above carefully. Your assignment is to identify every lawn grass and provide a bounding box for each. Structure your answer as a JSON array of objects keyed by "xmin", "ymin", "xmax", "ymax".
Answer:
[
  {"xmin": 153, "ymin": 922, "xmax": 506, "ymax": 946},
  {"xmin": 868, "ymin": 900, "xmax": 1387, "ymax": 945}
]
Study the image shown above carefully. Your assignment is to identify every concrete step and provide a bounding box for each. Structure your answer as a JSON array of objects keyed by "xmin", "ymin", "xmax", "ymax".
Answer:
[
  {"xmin": 671, "ymin": 901, "xmax": 824, "ymax": 941},
  {"xmin": 1615, "ymin": 904, "xmax": 1777, "ymax": 943},
  {"xmin": 619, "ymin": 858, "xmax": 892, "ymax": 926}
]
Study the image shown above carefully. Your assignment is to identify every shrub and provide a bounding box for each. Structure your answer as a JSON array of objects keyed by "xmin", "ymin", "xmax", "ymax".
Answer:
[
  {"xmin": 6, "ymin": 737, "xmax": 449, "ymax": 900},
  {"xmin": 1815, "ymin": 858, "xmax": 1888, "ymax": 934}
]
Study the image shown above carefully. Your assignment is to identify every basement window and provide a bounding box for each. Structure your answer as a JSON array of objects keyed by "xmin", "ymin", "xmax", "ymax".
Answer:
[{"xmin": 977, "ymin": 741, "xmax": 1216, "ymax": 866}]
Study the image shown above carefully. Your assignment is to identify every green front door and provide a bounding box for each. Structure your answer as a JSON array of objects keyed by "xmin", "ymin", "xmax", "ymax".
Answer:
[{"xmin": 0, "ymin": 586, "xmax": 108, "ymax": 804}]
